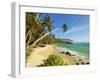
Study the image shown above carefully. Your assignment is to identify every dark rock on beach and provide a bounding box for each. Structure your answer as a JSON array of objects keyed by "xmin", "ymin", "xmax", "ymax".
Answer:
[{"xmin": 65, "ymin": 51, "xmax": 71, "ymax": 56}]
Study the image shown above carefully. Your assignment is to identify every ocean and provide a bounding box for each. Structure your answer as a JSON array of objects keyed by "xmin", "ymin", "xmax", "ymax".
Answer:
[{"xmin": 57, "ymin": 42, "xmax": 90, "ymax": 57}]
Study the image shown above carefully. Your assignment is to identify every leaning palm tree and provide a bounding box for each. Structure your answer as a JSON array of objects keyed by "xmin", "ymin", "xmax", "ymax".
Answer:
[
  {"xmin": 30, "ymin": 23, "xmax": 68, "ymax": 48},
  {"xmin": 26, "ymin": 14, "xmax": 54, "ymax": 50},
  {"xmin": 26, "ymin": 13, "xmax": 69, "ymax": 51},
  {"xmin": 26, "ymin": 12, "xmax": 43, "ymax": 47},
  {"xmin": 28, "ymin": 16, "xmax": 53, "ymax": 48}
]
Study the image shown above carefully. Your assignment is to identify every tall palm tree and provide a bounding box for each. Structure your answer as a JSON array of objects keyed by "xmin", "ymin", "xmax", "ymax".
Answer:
[{"xmin": 42, "ymin": 15, "xmax": 53, "ymax": 32}]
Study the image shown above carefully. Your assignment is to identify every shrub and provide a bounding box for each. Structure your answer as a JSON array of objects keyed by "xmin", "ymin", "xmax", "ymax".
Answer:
[{"xmin": 39, "ymin": 54, "xmax": 64, "ymax": 66}]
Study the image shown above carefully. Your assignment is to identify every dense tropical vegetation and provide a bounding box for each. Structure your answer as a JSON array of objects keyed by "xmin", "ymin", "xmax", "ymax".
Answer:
[
  {"xmin": 26, "ymin": 12, "xmax": 72, "ymax": 48},
  {"xmin": 26, "ymin": 12, "xmax": 72, "ymax": 63}
]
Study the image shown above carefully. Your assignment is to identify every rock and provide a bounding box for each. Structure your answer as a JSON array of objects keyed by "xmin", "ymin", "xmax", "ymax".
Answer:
[
  {"xmin": 76, "ymin": 63, "xmax": 79, "ymax": 65},
  {"xmin": 81, "ymin": 62, "xmax": 85, "ymax": 65},
  {"xmin": 79, "ymin": 59, "xmax": 82, "ymax": 61},
  {"xmin": 65, "ymin": 51, "xmax": 71, "ymax": 56},
  {"xmin": 86, "ymin": 62, "xmax": 90, "ymax": 64},
  {"xmin": 61, "ymin": 52, "xmax": 65, "ymax": 53}
]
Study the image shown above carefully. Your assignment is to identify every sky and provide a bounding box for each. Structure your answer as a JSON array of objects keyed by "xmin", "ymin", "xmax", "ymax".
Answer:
[{"xmin": 40, "ymin": 13, "xmax": 90, "ymax": 42}]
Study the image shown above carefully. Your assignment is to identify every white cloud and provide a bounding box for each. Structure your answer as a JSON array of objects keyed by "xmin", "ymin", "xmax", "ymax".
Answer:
[{"xmin": 64, "ymin": 26, "xmax": 88, "ymax": 35}]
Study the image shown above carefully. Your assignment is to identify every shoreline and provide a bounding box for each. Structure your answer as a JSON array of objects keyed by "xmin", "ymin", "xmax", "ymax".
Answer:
[
  {"xmin": 54, "ymin": 45, "xmax": 89, "ymax": 63},
  {"xmin": 26, "ymin": 44, "xmax": 90, "ymax": 67}
]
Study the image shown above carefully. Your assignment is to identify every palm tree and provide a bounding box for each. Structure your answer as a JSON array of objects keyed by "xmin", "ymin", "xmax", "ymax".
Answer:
[
  {"xmin": 26, "ymin": 13, "xmax": 54, "ymax": 50},
  {"xmin": 62, "ymin": 24, "xmax": 68, "ymax": 32},
  {"xmin": 26, "ymin": 13, "xmax": 69, "ymax": 51},
  {"xmin": 26, "ymin": 12, "xmax": 43, "ymax": 47},
  {"xmin": 30, "ymin": 15, "xmax": 53, "ymax": 46},
  {"xmin": 42, "ymin": 15, "xmax": 53, "ymax": 32}
]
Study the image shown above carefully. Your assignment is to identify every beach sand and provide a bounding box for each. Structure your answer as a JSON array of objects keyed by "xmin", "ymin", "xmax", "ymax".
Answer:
[
  {"xmin": 26, "ymin": 45, "xmax": 89, "ymax": 67},
  {"xmin": 26, "ymin": 45, "xmax": 56, "ymax": 67}
]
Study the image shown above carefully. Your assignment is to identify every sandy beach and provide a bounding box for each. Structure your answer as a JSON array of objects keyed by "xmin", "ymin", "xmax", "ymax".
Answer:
[
  {"xmin": 26, "ymin": 45, "xmax": 56, "ymax": 67},
  {"xmin": 26, "ymin": 45, "xmax": 89, "ymax": 67}
]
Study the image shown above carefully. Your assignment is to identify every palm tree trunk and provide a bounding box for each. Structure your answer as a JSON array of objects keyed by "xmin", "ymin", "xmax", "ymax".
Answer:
[
  {"xmin": 36, "ymin": 13, "xmax": 41, "ymax": 19},
  {"xmin": 30, "ymin": 28, "xmax": 60, "ymax": 48}
]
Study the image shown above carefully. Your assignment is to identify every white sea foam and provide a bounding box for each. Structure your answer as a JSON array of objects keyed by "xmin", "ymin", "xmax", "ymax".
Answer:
[{"xmin": 54, "ymin": 46, "xmax": 89, "ymax": 62}]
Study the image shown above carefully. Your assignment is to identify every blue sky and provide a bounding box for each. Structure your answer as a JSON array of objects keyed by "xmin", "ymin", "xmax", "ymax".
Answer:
[{"xmin": 40, "ymin": 13, "xmax": 90, "ymax": 42}]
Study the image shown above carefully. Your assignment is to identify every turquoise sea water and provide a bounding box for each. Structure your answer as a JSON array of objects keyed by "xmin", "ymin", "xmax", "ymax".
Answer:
[{"xmin": 58, "ymin": 43, "xmax": 89, "ymax": 57}]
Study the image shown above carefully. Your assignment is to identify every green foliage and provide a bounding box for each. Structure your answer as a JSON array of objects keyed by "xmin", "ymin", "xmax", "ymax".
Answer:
[
  {"xmin": 26, "ymin": 49, "xmax": 31, "ymax": 62},
  {"xmin": 26, "ymin": 12, "xmax": 53, "ymax": 46},
  {"xmin": 39, "ymin": 54, "xmax": 64, "ymax": 66},
  {"xmin": 42, "ymin": 15, "xmax": 53, "ymax": 31},
  {"xmin": 26, "ymin": 12, "xmax": 71, "ymax": 51},
  {"xmin": 62, "ymin": 24, "xmax": 68, "ymax": 32}
]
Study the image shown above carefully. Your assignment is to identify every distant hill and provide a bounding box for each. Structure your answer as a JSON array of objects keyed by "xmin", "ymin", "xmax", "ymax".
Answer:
[{"xmin": 50, "ymin": 38, "xmax": 73, "ymax": 44}]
